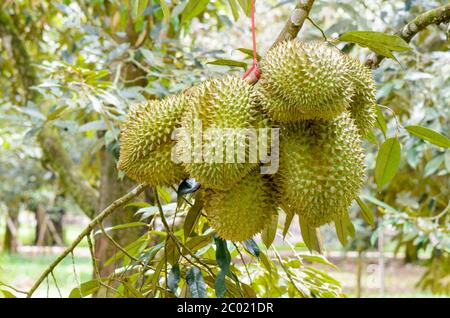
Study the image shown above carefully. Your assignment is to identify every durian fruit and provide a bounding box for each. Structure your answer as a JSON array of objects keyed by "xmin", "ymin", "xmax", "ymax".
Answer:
[
  {"xmin": 118, "ymin": 93, "xmax": 188, "ymax": 186},
  {"xmin": 177, "ymin": 75, "xmax": 261, "ymax": 190},
  {"xmin": 258, "ymin": 41, "xmax": 355, "ymax": 122},
  {"xmin": 276, "ymin": 112, "xmax": 365, "ymax": 227},
  {"xmin": 204, "ymin": 172, "xmax": 277, "ymax": 241},
  {"xmin": 344, "ymin": 56, "xmax": 377, "ymax": 137}
]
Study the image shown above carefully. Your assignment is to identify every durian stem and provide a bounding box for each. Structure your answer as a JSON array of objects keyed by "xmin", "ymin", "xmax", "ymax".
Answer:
[
  {"xmin": 365, "ymin": 4, "xmax": 450, "ymax": 68},
  {"xmin": 26, "ymin": 183, "xmax": 147, "ymax": 298}
]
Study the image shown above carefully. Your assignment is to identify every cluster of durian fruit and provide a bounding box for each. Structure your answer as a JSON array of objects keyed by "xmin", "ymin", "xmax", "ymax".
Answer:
[{"xmin": 118, "ymin": 41, "xmax": 376, "ymax": 242}]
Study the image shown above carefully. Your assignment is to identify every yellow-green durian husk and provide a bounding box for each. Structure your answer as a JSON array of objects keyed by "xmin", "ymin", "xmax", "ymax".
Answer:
[
  {"xmin": 204, "ymin": 172, "xmax": 277, "ymax": 242},
  {"xmin": 118, "ymin": 93, "xmax": 188, "ymax": 186},
  {"xmin": 344, "ymin": 56, "xmax": 377, "ymax": 137},
  {"xmin": 177, "ymin": 76, "xmax": 261, "ymax": 190},
  {"xmin": 276, "ymin": 112, "xmax": 366, "ymax": 227},
  {"xmin": 258, "ymin": 41, "xmax": 355, "ymax": 122}
]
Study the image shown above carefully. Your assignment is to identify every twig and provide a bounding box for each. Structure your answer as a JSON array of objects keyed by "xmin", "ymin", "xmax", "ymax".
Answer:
[
  {"xmin": 155, "ymin": 191, "xmax": 215, "ymax": 277},
  {"xmin": 26, "ymin": 183, "xmax": 147, "ymax": 298},
  {"xmin": 365, "ymin": 4, "xmax": 450, "ymax": 68}
]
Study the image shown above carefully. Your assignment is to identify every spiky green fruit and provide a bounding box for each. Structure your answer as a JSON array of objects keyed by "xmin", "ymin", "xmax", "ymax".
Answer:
[
  {"xmin": 344, "ymin": 56, "xmax": 377, "ymax": 136},
  {"xmin": 276, "ymin": 112, "xmax": 365, "ymax": 227},
  {"xmin": 177, "ymin": 76, "xmax": 261, "ymax": 190},
  {"xmin": 118, "ymin": 93, "xmax": 188, "ymax": 186},
  {"xmin": 259, "ymin": 41, "xmax": 355, "ymax": 122},
  {"xmin": 204, "ymin": 173, "xmax": 277, "ymax": 241}
]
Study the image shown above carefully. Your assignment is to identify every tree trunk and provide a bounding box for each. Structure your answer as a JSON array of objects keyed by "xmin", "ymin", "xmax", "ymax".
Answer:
[
  {"xmin": 3, "ymin": 202, "xmax": 19, "ymax": 253},
  {"xmin": 34, "ymin": 205, "xmax": 65, "ymax": 246},
  {"xmin": 93, "ymin": 148, "xmax": 145, "ymax": 297}
]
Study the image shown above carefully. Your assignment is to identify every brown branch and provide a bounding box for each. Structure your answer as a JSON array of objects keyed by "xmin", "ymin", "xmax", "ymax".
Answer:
[
  {"xmin": 246, "ymin": 0, "xmax": 316, "ymax": 84},
  {"xmin": 26, "ymin": 183, "xmax": 147, "ymax": 298},
  {"xmin": 365, "ymin": 4, "xmax": 450, "ymax": 68}
]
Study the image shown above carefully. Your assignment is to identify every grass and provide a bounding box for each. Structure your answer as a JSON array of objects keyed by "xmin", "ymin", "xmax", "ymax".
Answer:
[{"xmin": 0, "ymin": 253, "xmax": 92, "ymax": 298}]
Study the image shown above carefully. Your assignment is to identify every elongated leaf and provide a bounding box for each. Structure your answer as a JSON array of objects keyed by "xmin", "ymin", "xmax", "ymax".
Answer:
[
  {"xmin": 344, "ymin": 214, "xmax": 355, "ymax": 239},
  {"xmin": 424, "ymin": 155, "xmax": 444, "ymax": 177},
  {"xmin": 168, "ymin": 264, "xmax": 180, "ymax": 294},
  {"xmin": 186, "ymin": 267, "xmax": 206, "ymax": 298},
  {"xmin": 238, "ymin": 0, "xmax": 252, "ymax": 16},
  {"xmin": 355, "ymin": 197, "xmax": 375, "ymax": 226},
  {"xmin": 334, "ymin": 218, "xmax": 348, "ymax": 246},
  {"xmin": 301, "ymin": 254, "xmax": 338, "ymax": 270},
  {"xmin": 178, "ymin": 178, "xmax": 201, "ymax": 196},
  {"xmin": 244, "ymin": 239, "xmax": 260, "ymax": 257},
  {"xmin": 261, "ymin": 213, "xmax": 278, "ymax": 248},
  {"xmin": 282, "ymin": 209, "xmax": 294, "ymax": 238},
  {"xmin": 184, "ymin": 233, "xmax": 213, "ymax": 253},
  {"xmin": 157, "ymin": 187, "xmax": 172, "ymax": 204},
  {"xmin": 131, "ymin": 0, "xmax": 149, "ymax": 20},
  {"xmin": 207, "ymin": 59, "xmax": 247, "ymax": 70},
  {"xmin": 93, "ymin": 222, "xmax": 147, "ymax": 236},
  {"xmin": 228, "ymin": 0, "xmax": 240, "ymax": 21},
  {"xmin": 339, "ymin": 31, "xmax": 411, "ymax": 62},
  {"xmin": 299, "ymin": 216, "xmax": 322, "ymax": 253},
  {"xmin": 166, "ymin": 236, "xmax": 180, "ymax": 266},
  {"xmin": 236, "ymin": 48, "xmax": 262, "ymax": 61},
  {"xmin": 69, "ymin": 280, "xmax": 99, "ymax": 298},
  {"xmin": 214, "ymin": 270, "xmax": 227, "ymax": 298},
  {"xmin": 214, "ymin": 237, "xmax": 231, "ymax": 272},
  {"xmin": 374, "ymin": 137, "xmax": 401, "ymax": 189},
  {"xmin": 375, "ymin": 105, "xmax": 387, "ymax": 138},
  {"xmin": 0, "ymin": 289, "xmax": 16, "ymax": 298},
  {"xmin": 405, "ymin": 125, "xmax": 450, "ymax": 148},
  {"xmin": 159, "ymin": 0, "xmax": 170, "ymax": 21},
  {"xmin": 47, "ymin": 105, "xmax": 69, "ymax": 121},
  {"xmin": 181, "ymin": 0, "xmax": 209, "ymax": 24},
  {"xmin": 183, "ymin": 198, "xmax": 203, "ymax": 238}
]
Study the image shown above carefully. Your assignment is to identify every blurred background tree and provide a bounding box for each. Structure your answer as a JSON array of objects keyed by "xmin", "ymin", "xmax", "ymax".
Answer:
[{"xmin": 0, "ymin": 0, "xmax": 449, "ymax": 298}]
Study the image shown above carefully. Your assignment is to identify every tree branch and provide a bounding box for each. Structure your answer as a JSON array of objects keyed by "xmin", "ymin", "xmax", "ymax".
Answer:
[
  {"xmin": 26, "ymin": 183, "xmax": 147, "ymax": 298},
  {"xmin": 365, "ymin": 4, "xmax": 450, "ymax": 68}
]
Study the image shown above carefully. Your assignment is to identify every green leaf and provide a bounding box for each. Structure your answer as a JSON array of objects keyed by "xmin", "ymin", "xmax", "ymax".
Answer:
[
  {"xmin": 180, "ymin": 0, "xmax": 209, "ymax": 24},
  {"xmin": 168, "ymin": 264, "xmax": 180, "ymax": 294},
  {"xmin": 300, "ymin": 254, "xmax": 338, "ymax": 270},
  {"xmin": 157, "ymin": 187, "xmax": 172, "ymax": 204},
  {"xmin": 258, "ymin": 252, "xmax": 273, "ymax": 274},
  {"xmin": 261, "ymin": 213, "xmax": 278, "ymax": 248},
  {"xmin": 374, "ymin": 137, "xmax": 401, "ymax": 189},
  {"xmin": 166, "ymin": 236, "xmax": 180, "ymax": 266},
  {"xmin": 237, "ymin": 0, "xmax": 252, "ymax": 16},
  {"xmin": 126, "ymin": 201, "xmax": 151, "ymax": 208},
  {"xmin": 282, "ymin": 209, "xmax": 294, "ymax": 238},
  {"xmin": 183, "ymin": 198, "xmax": 203, "ymax": 238},
  {"xmin": 0, "ymin": 289, "xmax": 16, "ymax": 298},
  {"xmin": 236, "ymin": 48, "xmax": 261, "ymax": 61},
  {"xmin": 186, "ymin": 267, "xmax": 206, "ymax": 298},
  {"xmin": 214, "ymin": 237, "xmax": 231, "ymax": 272},
  {"xmin": 405, "ymin": 125, "xmax": 450, "ymax": 148},
  {"xmin": 93, "ymin": 222, "xmax": 147, "ymax": 236},
  {"xmin": 299, "ymin": 216, "xmax": 322, "ymax": 253},
  {"xmin": 184, "ymin": 233, "xmax": 213, "ymax": 253},
  {"xmin": 339, "ymin": 31, "xmax": 411, "ymax": 62},
  {"xmin": 47, "ymin": 105, "xmax": 69, "ymax": 121},
  {"xmin": 159, "ymin": 0, "xmax": 170, "ymax": 22},
  {"xmin": 214, "ymin": 270, "xmax": 227, "ymax": 298},
  {"xmin": 244, "ymin": 239, "xmax": 260, "ymax": 257},
  {"xmin": 334, "ymin": 218, "xmax": 348, "ymax": 246},
  {"xmin": 131, "ymin": 0, "xmax": 149, "ymax": 21},
  {"xmin": 355, "ymin": 197, "xmax": 375, "ymax": 226},
  {"xmin": 424, "ymin": 155, "xmax": 444, "ymax": 177},
  {"xmin": 228, "ymin": 0, "xmax": 240, "ymax": 21},
  {"xmin": 69, "ymin": 280, "xmax": 99, "ymax": 298},
  {"xmin": 207, "ymin": 59, "xmax": 247, "ymax": 70},
  {"xmin": 375, "ymin": 105, "xmax": 387, "ymax": 138}
]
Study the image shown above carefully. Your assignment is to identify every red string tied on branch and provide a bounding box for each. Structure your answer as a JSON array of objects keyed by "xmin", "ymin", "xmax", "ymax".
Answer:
[{"xmin": 242, "ymin": 0, "xmax": 260, "ymax": 81}]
